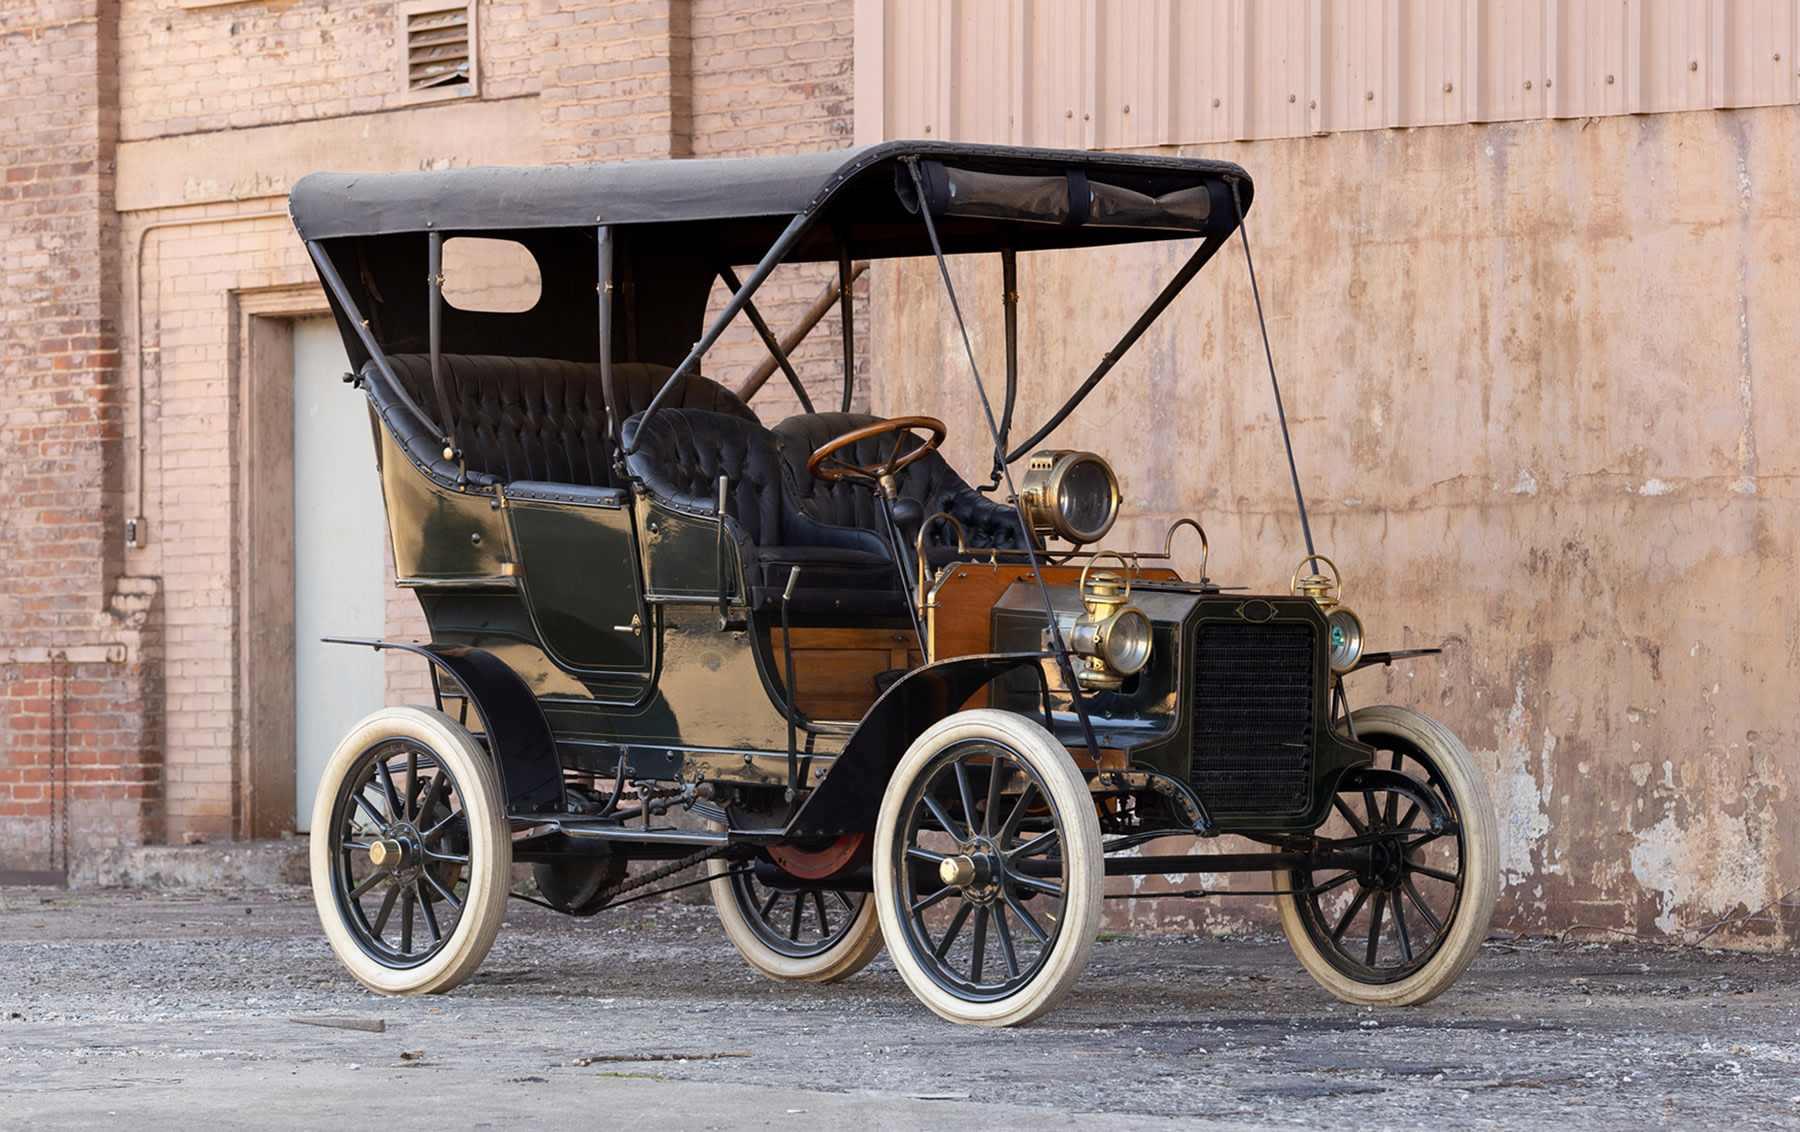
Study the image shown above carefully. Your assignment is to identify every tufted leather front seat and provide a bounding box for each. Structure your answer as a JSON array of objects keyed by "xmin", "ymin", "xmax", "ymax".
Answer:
[
  {"xmin": 623, "ymin": 408, "xmax": 912, "ymax": 616},
  {"xmin": 363, "ymin": 354, "xmax": 757, "ymax": 489},
  {"xmin": 772, "ymin": 412, "xmax": 1030, "ymax": 564}
]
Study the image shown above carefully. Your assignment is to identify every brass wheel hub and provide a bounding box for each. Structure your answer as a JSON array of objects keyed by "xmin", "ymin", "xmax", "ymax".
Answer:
[
  {"xmin": 939, "ymin": 838, "xmax": 1003, "ymax": 905},
  {"xmin": 368, "ymin": 823, "xmax": 423, "ymax": 881}
]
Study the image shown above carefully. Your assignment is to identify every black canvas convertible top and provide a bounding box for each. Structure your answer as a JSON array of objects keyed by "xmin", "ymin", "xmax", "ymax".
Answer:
[
  {"xmin": 288, "ymin": 140, "xmax": 1251, "ymax": 250},
  {"xmin": 292, "ymin": 141, "xmax": 1255, "ymax": 436}
]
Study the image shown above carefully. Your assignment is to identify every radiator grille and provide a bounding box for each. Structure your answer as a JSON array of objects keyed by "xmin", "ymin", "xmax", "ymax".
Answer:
[{"xmin": 1189, "ymin": 620, "xmax": 1315, "ymax": 814}]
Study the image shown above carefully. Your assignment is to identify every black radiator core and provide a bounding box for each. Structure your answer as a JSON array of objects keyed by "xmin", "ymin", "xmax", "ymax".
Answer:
[{"xmin": 1189, "ymin": 620, "xmax": 1315, "ymax": 815}]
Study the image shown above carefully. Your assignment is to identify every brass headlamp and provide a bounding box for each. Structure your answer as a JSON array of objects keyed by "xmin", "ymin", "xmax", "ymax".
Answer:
[
  {"xmin": 1290, "ymin": 554, "xmax": 1364, "ymax": 675},
  {"xmin": 1057, "ymin": 553, "xmax": 1152, "ymax": 691},
  {"xmin": 1019, "ymin": 450, "xmax": 1121, "ymax": 545}
]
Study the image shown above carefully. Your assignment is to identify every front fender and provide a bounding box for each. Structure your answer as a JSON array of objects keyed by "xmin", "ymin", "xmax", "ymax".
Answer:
[
  {"xmin": 325, "ymin": 637, "xmax": 565, "ymax": 814},
  {"xmin": 784, "ymin": 652, "xmax": 1045, "ymax": 838}
]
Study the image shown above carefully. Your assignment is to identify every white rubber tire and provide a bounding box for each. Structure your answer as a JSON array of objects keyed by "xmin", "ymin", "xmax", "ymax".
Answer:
[
  {"xmin": 1274, "ymin": 704, "xmax": 1499, "ymax": 1007},
  {"xmin": 874, "ymin": 709, "xmax": 1103, "ymax": 1027},
  {"xmin": 310, "ymin": 706, "xmax": 511, "ymax": 996},
  {"xmin": 707, "ymin": 857, "xmax": 884, "ymax": 983}
]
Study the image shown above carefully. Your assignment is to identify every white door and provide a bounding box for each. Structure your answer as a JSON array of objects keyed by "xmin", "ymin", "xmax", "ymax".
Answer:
[{"xmin": 292, "ymin": 318, "xmax": 388, "ymax": 830}]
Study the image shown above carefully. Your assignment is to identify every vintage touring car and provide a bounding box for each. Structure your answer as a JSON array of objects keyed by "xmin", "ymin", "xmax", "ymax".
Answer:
[{"xmin": 288, "ymin": 141, "xmax": 1498, "ymax": 1026}]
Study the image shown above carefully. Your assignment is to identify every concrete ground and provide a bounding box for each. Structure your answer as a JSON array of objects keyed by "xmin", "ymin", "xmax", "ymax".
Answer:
[{"xmin": 2, "ymin": 882, "xmax": 1798, "ymax": 1131}]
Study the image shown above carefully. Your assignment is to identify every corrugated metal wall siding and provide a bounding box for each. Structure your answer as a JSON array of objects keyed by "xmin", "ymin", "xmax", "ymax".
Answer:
[{"xmin": 857, "ymin": 0, "xmax": 1800, "ymax": 147}]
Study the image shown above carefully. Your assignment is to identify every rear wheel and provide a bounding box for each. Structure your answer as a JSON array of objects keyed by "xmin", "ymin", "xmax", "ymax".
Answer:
[
  {"xmin": 1273, "ymin": 704, "xmax": 1498, "ymax": 1006},
  {"xmin": 874, "ymin": 709, "xmax": 1103, "ymax": 1027},
  {"xmin": 310, "ymin": 706, "xmax": 511, "ymax": 995},
  {"xmin": 707, "ymin": 840, "xmax": 883, "ymax": 983}
]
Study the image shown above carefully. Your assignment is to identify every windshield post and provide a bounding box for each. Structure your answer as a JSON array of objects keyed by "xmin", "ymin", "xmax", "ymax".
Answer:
[
  {"xmin": 426, "ymin": 230, "xmax": 464, "ymax": 485},
  {"xmin": 597, "ymin": 225, "xmax": 621, "ymax": 457},
  {"xmin": 986, "ymin": 245, "xmax": 1020, "ymax": 491},
  {"xmin": 836, "ymin": 232, "xmax": 855, "ymax": 412}
]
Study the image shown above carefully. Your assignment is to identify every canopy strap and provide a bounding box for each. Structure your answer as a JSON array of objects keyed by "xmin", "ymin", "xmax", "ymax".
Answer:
[
  {"xmin": 1005, "ymin": 231, "xmax": 1230, "ymax": 462},
  {"xmin": 903, "ymin": 157, "xmax": 1103, "ymax": 762},
  {"xmin": 1229, "ymin": 181, "xmax": 1314, "ymax": 557}
]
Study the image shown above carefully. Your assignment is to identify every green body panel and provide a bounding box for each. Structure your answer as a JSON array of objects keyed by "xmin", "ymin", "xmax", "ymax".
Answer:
[
  {"xmin": 507, "ymin": 495, "xmax": 650, "ymax": 673},
  {"xmin": 638, "ymin": 498, "xmax": 740, "ymax": 601},
  {"xmin": 377, "ymin": 427, "xmax": 513, "ymax": 582}
]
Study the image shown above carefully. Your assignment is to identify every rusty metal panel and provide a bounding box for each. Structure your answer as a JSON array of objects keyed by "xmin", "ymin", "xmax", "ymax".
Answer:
[{"xmin": 859, "ymin": 0, "xmax": 1800, "ymax": 145}]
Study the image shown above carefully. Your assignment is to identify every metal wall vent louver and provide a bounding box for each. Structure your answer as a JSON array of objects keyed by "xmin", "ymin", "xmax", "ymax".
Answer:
[{"xmin": 403, "ymin": 1, "xmax": 476, "ymax": 99}]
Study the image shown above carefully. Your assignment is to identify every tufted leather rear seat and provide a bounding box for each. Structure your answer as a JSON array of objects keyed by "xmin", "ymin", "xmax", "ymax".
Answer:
[
  {"xmin": 623, "ymin": 408, "xmax": 912, "ymax": 616},
  {"xmin": 362, "ymin": 353, "xmax": 757, "ymax": 489},
  {"xmin": 773, "ymin": 412, "xmax": 1030, "ymax": 564}
]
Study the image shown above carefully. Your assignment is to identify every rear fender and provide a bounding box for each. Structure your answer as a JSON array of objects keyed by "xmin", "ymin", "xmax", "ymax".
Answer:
[
  {"xmin": 325, "ymin": 637, "xmax": 565, "ymax": 814},
  {"xmin": 784, "ymin": 652, "xmax": 1045, "ymax": 838}
]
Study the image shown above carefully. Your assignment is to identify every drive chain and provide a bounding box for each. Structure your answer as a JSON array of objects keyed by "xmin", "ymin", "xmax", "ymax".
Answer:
[{"xmin": 589, "ymin": 843, "xmax": 747, "ymax": 909}]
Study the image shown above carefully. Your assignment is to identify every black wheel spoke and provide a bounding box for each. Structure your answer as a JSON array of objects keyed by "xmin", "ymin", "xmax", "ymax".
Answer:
[
  {"xmin": 1011, "ymin": 873, "xmax": 1063, "ymax": 899},
  {"xmin": 421, "ymin": 866, "xmax": 464, "ymax": 913},
  {"xmin": 931, "ymin": 901, "xmax": 973, "ymax": 961},
  {"xmin": 984, "ymin": 755, "xmax": 1005, "ymax": 837},
  {"xmin": 998, "ymin": 780, "xmax": 1040, "ymax": 843},
  {"xmin": 416, "ymin": 773, "xmax": 451, "ymax": 835},
  {"xmin": 400, "ymin": 889, "xmax": 416, "ymax": 953},
  {"xmin": 347, "ymin": 868, "xmax": 386, "ymax": 902},
  {"xmin": 787, "ymin": 893, "xmax": 804, "ymax": 941},
  {"xmin": 404, "ymin": 748, "xmax": 419, "ymax": 823},
  {"xmin": 1410, "ymin": 862, "xmax": 1460, "ymax": 884},
  {"xmin": 758, "ymin": 886, "xmax": 782, "ymax": 920},
  {"xmin": 1006, "ymin": 828, "xmax": 1060, "ymax": 862},
  {"xmin": 969, "ymin": 906, "xmax": 989, "ymax": 983},
  {"xmin": 420, "ymin": 848, "xmax": 469, "ymax": 866},
  {"xmin": 1396, "ymin": 799, "xmax": 1421, "ymax": 831},
  {"xmin": 954, "ymin": 761, "xmax": 981, "ymax": 839},
  {"xmin": 1402, "ymin": 876, "xmax": 1445, "ymax": 934},
  {"xmin": 910, "ymin": 882, "xmax": 956, "ymax": 915},
  {"xmin": 906, "ymin": 846, "xmax": 948, "ymax": 867},
  {"xmin": 1364, "ymin": 891, "xmax": 1387, "ymax": 967},
  {"xmin": 1002, "ymin": 889, "xmax": 1051, "ymax": 943},
  {"xmin": 993, "ymin": 905, "xmax": 1021, "ymax": 979},
  {"xmin": 371, "ymin": 884, "xmax": 400, "ymax": 935},
  {"xmin": 1332, "ymin": 795, "xmax": 1368, "ymax": 835},
  {"xmin": 811, "ymin": 891, "xmax": 831, "ymax": 935},
  {"xmin": 376, "ymin": 760, "xmax": 404, "ymax": 823},
  {"xmin": 922, "ymin": 794, "xmax": 967, "ymax": 841},
  {"xmin": 1330, "ymin": 887, "xmax": 1371, "ymax": 943},
  {"xmin": 419, "ymin": 885, "xmax": 443, "ymax": 945},
  {"xmin": 1306, "ymin": 870, "xmax": 1359, "ymax": 897},
  {"xmin": 1392, "ymin": 891, "xmax": 1413, "ymax": 962},
  {"xmin": 353, "ymin": 791, "xmax": 389, "ymax": 830}
]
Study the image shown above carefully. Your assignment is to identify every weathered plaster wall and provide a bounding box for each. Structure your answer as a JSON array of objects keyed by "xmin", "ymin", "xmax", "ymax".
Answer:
[{"xmin": 872, "ymin": 106, "xmax": 1800, "ymax": 943}]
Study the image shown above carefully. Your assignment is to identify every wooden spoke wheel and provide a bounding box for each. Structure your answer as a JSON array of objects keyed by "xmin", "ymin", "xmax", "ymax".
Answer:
[
  {"xmin": 874, "ymin": 709, "xmax": 1103, "ymax": 1027},
  {"xmin": 1273, "ymin": 705, "xmax": 1499, "ymax": 1006},
  {"xmin": 708, "ymin": 840, "xmax": 883, "ymax": 983},
  {"xmin": 310, "ymin": 706, "xmax": 510, "ymax": 996}
]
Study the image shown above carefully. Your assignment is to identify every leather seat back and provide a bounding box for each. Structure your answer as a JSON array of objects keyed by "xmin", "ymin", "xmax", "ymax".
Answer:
[
  {"xmin": 365, "ymin": 353, "xmax": 756, "ymax": 488},
  {"xmin": 772, "ymin": 413, "xmax": 1029, "ymax": 551}
]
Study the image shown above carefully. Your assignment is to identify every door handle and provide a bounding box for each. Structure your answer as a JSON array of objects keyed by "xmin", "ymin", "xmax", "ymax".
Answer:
[{"xmin": 613, "ymin": 614, "xmax": 642, "ymax": 636}]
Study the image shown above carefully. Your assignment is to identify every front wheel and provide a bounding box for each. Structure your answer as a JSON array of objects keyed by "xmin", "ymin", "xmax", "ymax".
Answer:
[
  {"xmin": 1273, "ymin": 704, "xmax": 1499, "ymax": 1006},
  {"xmin": 874, "ymin": 709, "xmax": 1103, "ymax": 1026},
  {"xmin": 310, "ymin": 706, "xmax": 511, "ymax": 995}
]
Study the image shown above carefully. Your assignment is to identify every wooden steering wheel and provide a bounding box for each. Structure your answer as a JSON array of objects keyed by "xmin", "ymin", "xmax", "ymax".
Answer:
[{"xmin": 805, "ymin": 416, "xmax": 948, "ymax": 498}]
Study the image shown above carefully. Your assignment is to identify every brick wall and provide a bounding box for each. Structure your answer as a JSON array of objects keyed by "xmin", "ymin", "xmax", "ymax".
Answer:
[
  {"xmin": 3, "ymin": 0, "xmax": 862, "ymax": 861},
  {"xmin": 0, "ymin": 1, "xmax": 163, "ymax": 871}
]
